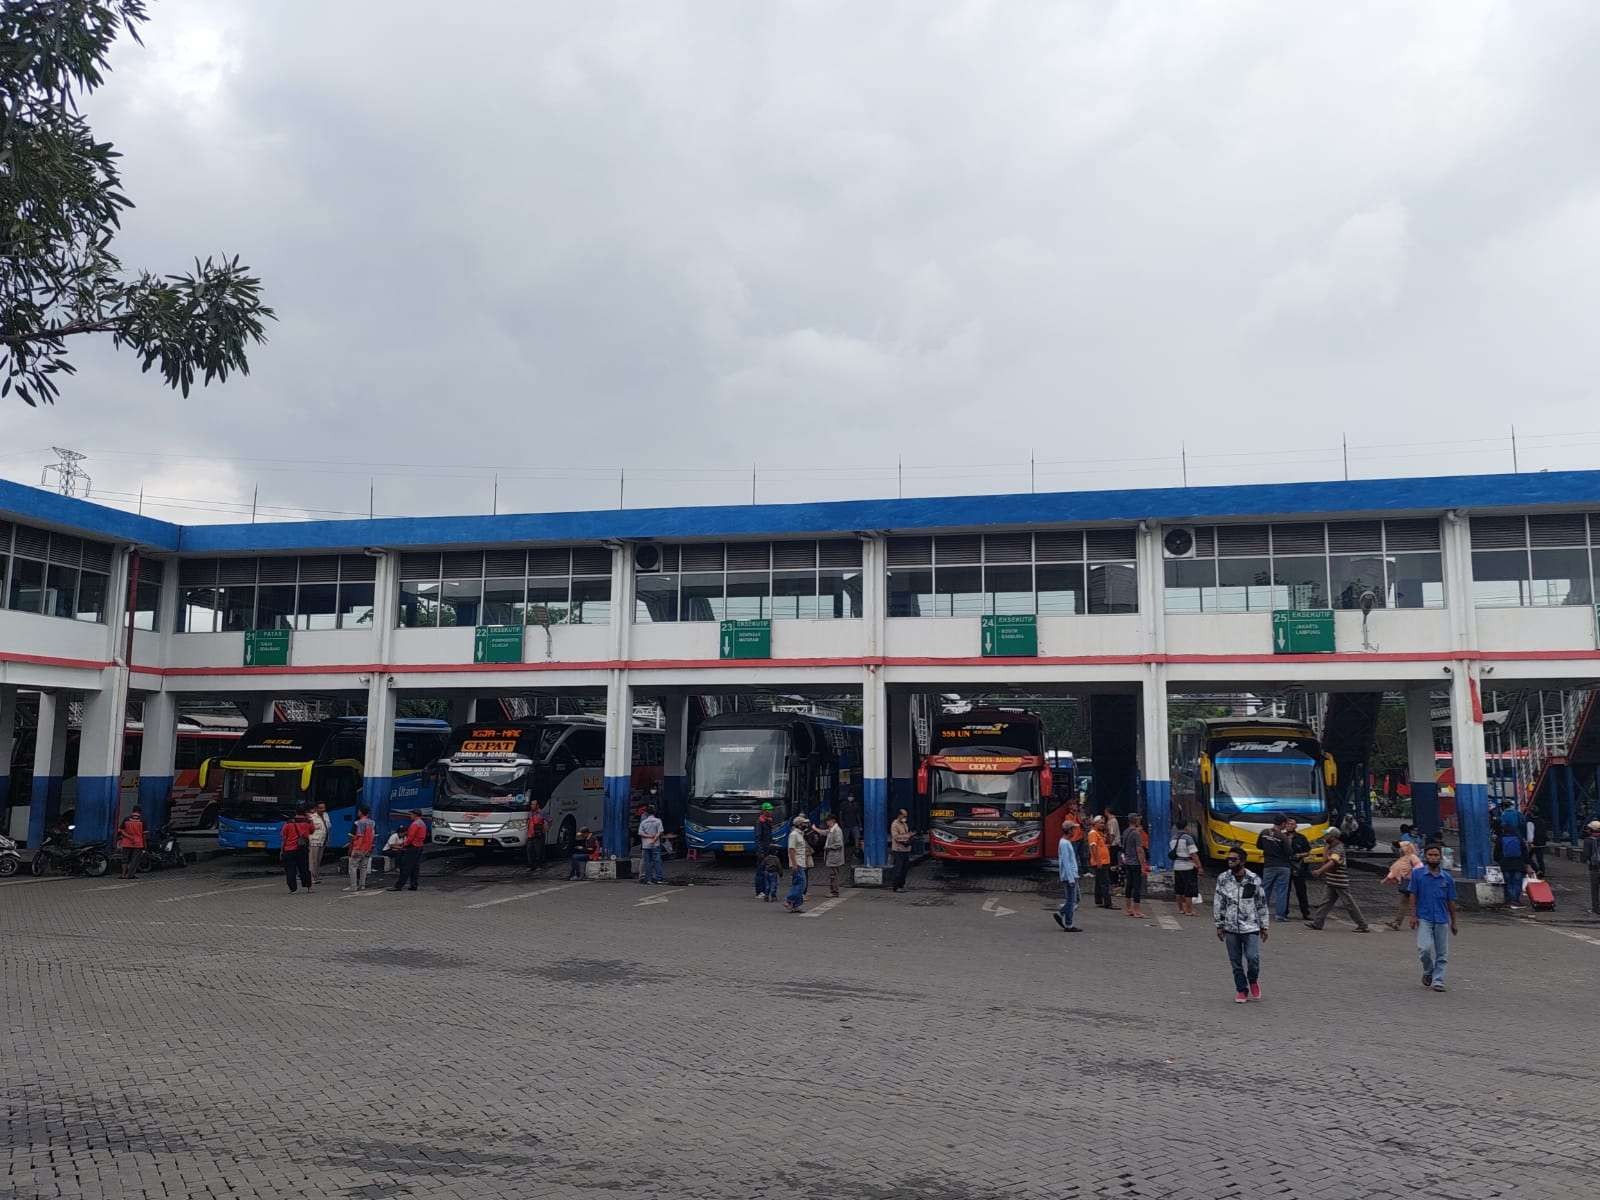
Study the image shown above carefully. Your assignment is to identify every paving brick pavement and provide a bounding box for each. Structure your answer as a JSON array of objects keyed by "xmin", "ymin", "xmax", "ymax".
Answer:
[{"xmin": 3, "ymin": 854, "xmax": 1598, "ymax": 1200}]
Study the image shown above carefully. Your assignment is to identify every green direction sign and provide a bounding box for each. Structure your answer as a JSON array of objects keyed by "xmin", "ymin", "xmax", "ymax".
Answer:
[
  {"xmin": 474, "ymin": 625, "xmax": 525, "ymax": 664},
  {"xmin": 1271, "ymin": 609, "xmax": 1335, "ymax": 654},
  {"xmin": 981, "ymin": 613, "xmax": 1038, "ymax": 657},
  {"xmin": 243, "ymin": 628, "xmax": 291, "ymax": 667},
  {"xmin": 720, "ymin": 618, "xmax": 772, "ymax": 660}
]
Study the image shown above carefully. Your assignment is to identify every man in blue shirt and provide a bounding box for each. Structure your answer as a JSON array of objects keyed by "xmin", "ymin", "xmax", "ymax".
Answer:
[
  {"xmin": 1053, "ymin": 820, "xmax": 1082, "ymax": 933},
  {"xmin": 1409, "ymin": 844, "xmax": 1459, "ymax": 992}
]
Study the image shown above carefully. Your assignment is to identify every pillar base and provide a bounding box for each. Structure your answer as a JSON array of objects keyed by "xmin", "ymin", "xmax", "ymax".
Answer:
[
  {"xmin": 1143, "ymin": 780, "xmax": 1172, "ymax": 870},
  {"xmin": 73, "ymin": 776, "xmax": 120, "ymax": 846},
  {"xmin": 138, "ymin": 775, "xmax": 175, "ymax": 834},
  {"xmin": 603, "ymin": 775, "xmax": 632, "ymax": 858}
]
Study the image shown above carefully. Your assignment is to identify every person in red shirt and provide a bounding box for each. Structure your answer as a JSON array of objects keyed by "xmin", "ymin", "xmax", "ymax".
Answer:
[
  {"xmin": 117, "ymin": 806, "xmax": 147, "ymax": 880},
  {"xmin": 389, "ymin": 810, "xmax": 428, "ymax": 892},
  {"xmin": 281, "ymin": 806, "xmax": 314, "ymax": 893}
]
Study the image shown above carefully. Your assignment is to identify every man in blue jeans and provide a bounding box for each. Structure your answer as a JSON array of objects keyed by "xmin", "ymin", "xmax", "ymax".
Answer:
[
  {"xmin": 1409, "ymin": 843, "xmax": 1458, "ymax": 992},
  {"xmin": 1256, "ymin": 816, "xmax": 1295, "ymax": 921},
  {"xmin": 637, "ymin": 804, "xmax": 666, "ymax": 885},
  {"xmin": 783, "ymin": 814, "xmax": 814, "ymax": 912},
  {"xmin": 1213, "ymin": 847, "xmax": 1270, "ymax": 1003},
  {"xmin": 1052, "ymin": 820, "xmax": 1082, "ymax": 933}
]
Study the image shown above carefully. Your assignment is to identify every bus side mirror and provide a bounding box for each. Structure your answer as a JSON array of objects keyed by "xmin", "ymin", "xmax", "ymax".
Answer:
[
  {"xmin": 1040, "ymin": 765, "xmax": 1054, "ymax": 798},
  {"xmin": 1197, "ymin": 755, "xmax": 1212, "ymax": 786},
  {"xmin": 916, "ymin": 763, "xmax": 929, "ymax": 796},
  {"xmin": 1323, "ymin": 755, "xmax": 1338, "ymax": 788},
  {"xmin": 300, "ymin": 762, "xmax": 315, "ymax": 792},
  {"xmin": 198, "ymin": 759, "xmax": 211, "ymax": 789}
]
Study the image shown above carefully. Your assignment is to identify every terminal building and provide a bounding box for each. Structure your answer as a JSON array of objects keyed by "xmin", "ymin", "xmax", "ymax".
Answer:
[{"xmin": 4, "ymin": 469, "xmax": 1600, "ymax": 878}]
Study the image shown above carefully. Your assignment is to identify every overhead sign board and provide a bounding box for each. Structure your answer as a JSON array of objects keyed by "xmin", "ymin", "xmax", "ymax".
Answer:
[
  {"xmin": 473, "ymin": 625, "xmax": 525, "ymax": 664},
  {"xmin": 1271, "ymin": 609, "xmax": 1335, "ymax": 654},
  {"xmin": 720, "ymin": 619, "xmax": 772, "ymax": 659},
  {"xmin": 981, "ymin": 613, "xmax": 1038, "ymax": 657},
  {"xmin": 243, "ymin": 628, "xmax": 290, "ymax": 667}
]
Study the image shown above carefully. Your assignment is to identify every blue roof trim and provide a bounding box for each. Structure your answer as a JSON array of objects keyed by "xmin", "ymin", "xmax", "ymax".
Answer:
[
  {"xmin": 0, "ymin": 478, "xmax": 179, "ymax": 551},
  {"xmin": 5, "ymin": 469, "xmax": 1600, "ymax": 555}
]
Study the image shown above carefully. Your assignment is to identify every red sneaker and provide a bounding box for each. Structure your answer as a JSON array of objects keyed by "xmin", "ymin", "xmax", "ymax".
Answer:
[
  {"xmin": 1248, "ymin": 982, "xmax": 1262, "ymax": 1001},
  {"xmin": 1234, "ymin": 991, "xmax": 1248, "ymax": 1004}
]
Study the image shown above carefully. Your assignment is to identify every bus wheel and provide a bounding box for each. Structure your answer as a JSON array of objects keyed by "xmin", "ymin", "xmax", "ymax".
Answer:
[{"xmin": 557, "ymin": 819, "xmax": 576, "ymax": 860}]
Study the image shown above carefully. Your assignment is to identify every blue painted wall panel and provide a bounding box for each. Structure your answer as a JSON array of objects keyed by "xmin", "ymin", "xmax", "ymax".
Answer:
[
  {"xmin": 73, "ymin": 776, "xmax": 119, "ymax": 846},
  {"xmin": 137, "ymin": 775, "xmax": 175, "ymax": 834},
  {"xmin": 1458, "ymin": 783, "xmax": 1491, "ymax": 879},
  {"xmin": 863, "ymin": 777, "xmax": 888, "ymax": 868},
  {"xmin": 603, "ymin": 775, "xmax": 631, "ymax": 859},
  {"xmin": 1143, "ymin": 780, "xmax": 1172, "ymax": 870},
  {"xmin": 28, "ymin": 775, "xmax": 62, "ymax": 848}
]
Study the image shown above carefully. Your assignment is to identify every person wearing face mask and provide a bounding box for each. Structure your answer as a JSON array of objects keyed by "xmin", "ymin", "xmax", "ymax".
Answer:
[{"xmin": 1213, "ymin": 847, "xmax": 1270, "ymax": 1003}]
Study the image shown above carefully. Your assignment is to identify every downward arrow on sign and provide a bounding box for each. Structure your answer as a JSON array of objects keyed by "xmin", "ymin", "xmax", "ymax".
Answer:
[{"xmin": 1276, "ymin": 627, "xmax": 1286, "ymax": 649}]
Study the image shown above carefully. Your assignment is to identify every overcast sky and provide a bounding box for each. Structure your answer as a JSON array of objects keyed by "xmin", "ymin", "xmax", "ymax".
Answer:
[{"xmin": 5, "ymin": 0, "xmax": 1600, "ymax": 524}]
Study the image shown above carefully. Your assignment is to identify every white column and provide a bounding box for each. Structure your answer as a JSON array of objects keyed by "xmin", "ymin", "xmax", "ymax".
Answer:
[
  {"xmin": 861, "ymin": 663, "xmax": 888, "ymax": 868},
  {"xmin": 1443, "ymin": 513, "xmax": 1489, "ymax": 876},
  {"xmin": 76, "ymin": 672, "xmax": 130, "ymax": 846},
  {"xmin": 602, "ymin": 671, "xmax": 634, "ymax": 857},
  {"xmin": 29, "ymin": 692, "xmax": 70, "ymax": 847},
  {"xmin": 363, "ymin": 672, "xmax": 399, "ymax": 835},
  {"xmin": 1140, "ymin": 667, "xmax": 1173, "ymax": 869},
  {"xmin": 1404, "ymin": 687, "xmax": 1440, "ymax": 843}
]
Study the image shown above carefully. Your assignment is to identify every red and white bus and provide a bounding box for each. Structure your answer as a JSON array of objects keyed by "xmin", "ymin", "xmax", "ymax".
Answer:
[{"xmin": 918, "ymin": 709, "xmax": 1071, "ymax": 863}]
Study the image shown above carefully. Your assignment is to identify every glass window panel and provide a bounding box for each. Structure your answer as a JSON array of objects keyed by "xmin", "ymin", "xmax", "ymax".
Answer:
[
  {"xmin": 178, "ymin": 586, "xmax": 219, "ymax": 633},
  {"xmin": 134, "ymin": 577, "xmax": 161, "ymax": 631},
  {"xmin": 725, "ymin": 570, "xmax": 771, "ymax": 620},
  {"xmin": 483, "ymin": 577, "xmax": 528, "ymax": 626},
  {"xmin": 1387, "ymin": 552, "xmax": 1444, "ymax": 610},
  {"xmin": 221, "ymin": 586, "xmax": 254, "ymax": 632},
  {"xmin": 571, "ymin": 577, "xmax": 610, "ymax": 625},
  {"xmin": 985, "ymin": 564, "xmax": 1034, "ymax": 615},
  {"xmin": 74, "ymin": 571, "xmax": 108, "ymax": 623},
  {"xmin": 439, "ymin": 578, "xmax": 482, "ymax": 627},
  {"xmin": 1271, "ymin": 555, "xmax": 1328, "ymax": 610},
  {"xmin": 255, "ymin": 584, "xmax": 295, "ymax": 630},
  {"xmin": 635, "ymin": 573, "xmax": 679, "ymax": 623},
  {"xmin": 399, "ymin": 580, "xmax": 440, "ymax": 628},
  {"xmin": 935, "ymin": 565, "xmax": 984, "ymax": 617},
  {"xmin": 1087, "ymin": 562, "xmax": 1138, "ymax": 614},
  {"xmin": 886, "ymin": 568, "xmax": 933, "ymax": 618},
  {"xmin": 680, "ymin": 572, "xmax": 725, "ymax": 621},
  {"xmin": 338, "ymin": 582, "xmax": 376, "ymax": 628},
  {"xmin": 1330, "ymin": 554, "xmax": 1387, "ymax": 610},
  {"xmin": 295, "ymin": 583, "xmax": 339, "ymax": 630},
  {"xmin": 1472, "ymin": 550, "xmax": 1530, "ymax": 608},
  {"xmin": 45, "ymin": 563, "xmax": 77, "ymax": 618},
  {"xmin": 1163, "ymin": 559, "xmax": 1216, "ymax": 613},
  {"xmin": 0, "ymin": 555, "xmax": 7, "ymax": 611},
  {"xmin": 1037, "ymin": 563, "xmax": 1086, "ymax": 615},
  {"xmin": 818, "ymin": 569, "xmax": 862, "ymax": 620},
  {"xmin": 1529, "ymin": 547, "xmax": 1593, "ymax": 607},
  {"xmin": 1216, "ymin": 557, "xmax": 1272, "ymax": 613},
  {"xmin": 7, "ymin": 556, "xmax": 44, "ymax": 614},
  {"xmin": 524, "ymin": 578, "xmax": 570, "ymax": 626},
  {"xmin": 772, "ymin": 570, "xmax": 818, "ymax": 620}
]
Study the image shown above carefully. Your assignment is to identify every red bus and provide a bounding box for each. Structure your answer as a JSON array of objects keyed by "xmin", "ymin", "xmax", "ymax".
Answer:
[{"xmin": 918, "ymin": 709, "xmax": 1069, "ymax": 863}]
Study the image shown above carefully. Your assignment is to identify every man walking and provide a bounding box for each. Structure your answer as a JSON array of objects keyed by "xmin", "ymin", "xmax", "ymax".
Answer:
[
  {"xmin": 117, "ymin": 805, "xmax": 146, "ymax": 880},
  {"xmin": 889, "ymin": 808, "xmax": 913, "ymax": 893},
  {"xmin": 637, "ymin": 804, "xmax": 665, "ymax": 885},
  {"xmin": 389, "ymin": 810, "xmax": 427, "ymax": 892},
  {"xmin": 1583, "ymin": 820, "xmax": 1600, "ymax": 915},
  {"xmin": 1053, "ymin": 820, "xmax": 1082, "ymax": 932},
  {"xmin": 1306, "ymin": 828, "xmax": 1371, "ymax": 932},
  {"xmin": 783, "ymin": 814, "xmax": 814, "ymax": 912},
  {"xmin": 1409, "ymin": 844, "xmax": 1458, "ymax": 993},
  {"xmin": 753, "ymin": 802, "xmax": 777, "ymax": 897},
  {"xmin": 822, "ymin": 814, "xmax": 846, "ymax": 897},
  {"xmin": 1169, "ymin": 818, "xmax": 1202, "ymax": 916},
  {"xmin": 1256, "ymin": 816, "xmax": 1295, "ymax": 921},
  {"xmin": 281, "ymin": 806, "xmax": 314, "ymax": 894},
  {"xmin": 1088, "ymin": 816, "xmax": 1116, "ymax": 909},
  {"xmin": 1120, "ymin": 812, "xmax": 1147, "ymax": 919},
  {"xmin": 345, "ymin": 803, "xmax": 376, "ymax": 892},
  {"xmin": 1213, "ymin": 847, "xmax": 1270, "ymax": 1003}
]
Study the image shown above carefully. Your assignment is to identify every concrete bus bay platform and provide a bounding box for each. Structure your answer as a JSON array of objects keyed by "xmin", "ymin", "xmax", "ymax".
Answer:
[{"xmin": 3, "ymin": 853, "xmax": 1597, "ymax": 1200}]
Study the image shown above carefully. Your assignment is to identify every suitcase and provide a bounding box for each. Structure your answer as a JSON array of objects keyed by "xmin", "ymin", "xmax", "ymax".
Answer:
[{"xmin": 1525, "ymin": 877, "xmax": 1556, "ymax": 911}]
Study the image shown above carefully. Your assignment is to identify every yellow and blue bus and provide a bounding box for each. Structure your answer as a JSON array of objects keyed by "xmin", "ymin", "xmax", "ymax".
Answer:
[
  {"xmin": 1188, "ymin": 717, "xmax": 1335, "ymax": 865},
  {"xmin": 211, "ymin": 718, "xmax": 448, "ymax": 851}
]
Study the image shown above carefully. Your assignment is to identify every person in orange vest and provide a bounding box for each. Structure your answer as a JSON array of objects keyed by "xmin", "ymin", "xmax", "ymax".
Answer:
[
  {"xmin": 117, "ymin": 805, "xmax": 147, "ymax": 880},
  {"xmin": 389, "ymin": 809, "xmax": 429, "ymax": 892},
  {"xmin": 1087, "ymin": 816, "xmax": 1116, "ymax": 909},
  {"xmin": 281, "ymin": 806, "xmax": 314, "ymax": 893},
  {"xmin": 344, "ymin": 803, "xmax": 376, "ymax": 893}
]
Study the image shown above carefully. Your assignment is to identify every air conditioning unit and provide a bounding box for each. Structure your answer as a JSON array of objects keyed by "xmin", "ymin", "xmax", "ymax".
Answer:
[
  {"xmin": 633, "ymin": 543, "xmax": 663, "ymax": 572},
  {"xmin": 1162, "ymin": 526, "xmax": 1197, "ymax": 559}
]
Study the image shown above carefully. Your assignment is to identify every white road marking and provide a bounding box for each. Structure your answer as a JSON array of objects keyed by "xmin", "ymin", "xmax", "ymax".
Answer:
[
  {"xmin": 981, "ymin": 897, "xmax": 1016, "ymax": 917},
  {"xmin": 800, "ymin": 889, "xmax": 859, "ymax": 918},
  {"xmin": 141, "ymin": 920, "xmax": 365, "ymax": 934},
  {"xmin": 156, "ymin": 882, "xmax": 279, "ymax": 904},
  {"xmin": 1155, "ymin": 912, "xmax": 1182, "ymax": 931},
  {"xmin": 634, "ymin": 893, "xmax": 670, "ymax": 907},
  {"xmin": 465, "ymin": 882, "xmax": 577, "ymax": 910},
  {"xmin": 1519, "ymin": 917, "xmax": 1600, "ymax": 948},
  {"xmin": 88, "ymin": 882, "xmax": 142, "ymax": 893},
  {"xmin": 0, "ymin": 875, "xmax": 68, "ymax": 887}
]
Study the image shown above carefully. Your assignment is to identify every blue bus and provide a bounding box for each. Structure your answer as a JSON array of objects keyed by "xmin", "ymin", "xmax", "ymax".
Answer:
[
  {"xmin": 211, "ymin": 718, "xmax": 449, "ymax": 851},
  {"xmin": 683, "ymin": 712, "xmax": 862, "ymax": 857}
]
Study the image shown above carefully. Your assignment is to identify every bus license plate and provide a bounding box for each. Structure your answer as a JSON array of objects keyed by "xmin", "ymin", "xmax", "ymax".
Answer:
[
  {"xmin": 973, "ymin": 850, "xmax": 994, "ymax": 857},
  {"xmin": 464, "ymin": 838, "xmax": 486, "ymax": 847},
  {"xmin": 247, "ymin": 840, "xmax": 266, "ymax": 849},
  {"xmin": 722, "ymin": 843, "xmax": 742, "ymax": 852}
]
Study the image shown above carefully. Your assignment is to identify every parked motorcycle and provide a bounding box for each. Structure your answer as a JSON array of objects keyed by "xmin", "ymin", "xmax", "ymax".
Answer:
[
  {"xmin": 0, "ymin": 832, "xmax": 22, "ymax": 877},
  {"xmin": 138, "ymin": 826, "xmax": 187, "ymax": 872},
  {"xmin": 30, "ymin": 831, "xmax": 110, "ymax": 878}
]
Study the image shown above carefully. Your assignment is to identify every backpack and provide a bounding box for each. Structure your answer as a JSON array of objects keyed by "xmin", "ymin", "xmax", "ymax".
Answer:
[{"xmin": 1498, "ymin": 833, "xmax": 1525, "ymax": 864}]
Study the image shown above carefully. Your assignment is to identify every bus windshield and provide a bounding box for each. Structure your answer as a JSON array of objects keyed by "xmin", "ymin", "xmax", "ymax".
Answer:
[
  {"xmin": 220, "ymin": 767, "xmax": 306, "ymax": 821},
  {"xmin": 1210, "ymin": 740, "xmax": 1324, "ymax": 820},
  {"xmin": 440, "ymin": 761, "xmax": 536, "ymax": 811},
  {"xmin": 692, "ymin": 729, "xmax": 789, "ymax": 801},
  {"xmin": 934, "ymin": 769, "xmax": 1038, "ymax": 815}
]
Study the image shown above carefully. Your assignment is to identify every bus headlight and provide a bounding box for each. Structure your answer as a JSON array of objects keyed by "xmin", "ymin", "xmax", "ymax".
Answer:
[
  {"xmin": 1011, "ymin": 829, "xmax": 1041, "ymax": 844},
  {"xmin": 931, "ymin": 829, "xmax": 958, "ymax": 843},
  {"xmin": 684, "ymin": 821, "xmax": 705, "ymax": 834}
]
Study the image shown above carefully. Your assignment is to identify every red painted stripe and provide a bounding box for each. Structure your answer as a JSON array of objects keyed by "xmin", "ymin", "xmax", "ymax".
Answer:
[{"xmin": 0, "ymin": 650, "xmax": 113, "ymax": 671}]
